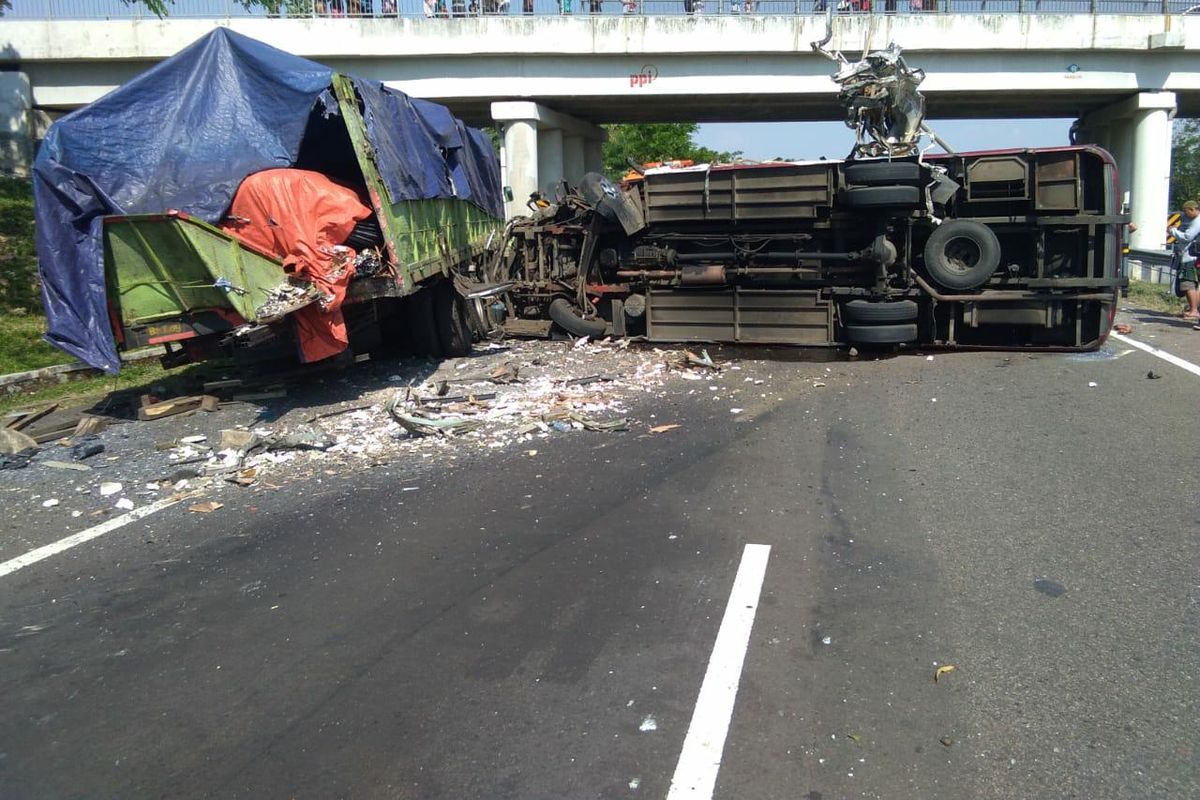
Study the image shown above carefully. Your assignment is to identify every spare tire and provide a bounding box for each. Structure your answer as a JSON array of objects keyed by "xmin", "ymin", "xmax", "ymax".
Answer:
[
  {"xmin": 549, "ymin": 298, "xmax": 608, "ymax": 338},
  {"xmin": 842, "ymin": 323, "xmax": 918, "ymax": 345},
  {"xmin": 923, "ymin": 219, "xmax": 1001, "ymax": 291},
  {"xmin": 844, "ymin": 161, "xmax": 922, "ymax": 186},
  {"xmin": 843, "ymin": 185, "xmax": 922, "ymax": 209},
  {"xmin": 842, "ymin": 299, "xmax": 918, "ymax": 324}
]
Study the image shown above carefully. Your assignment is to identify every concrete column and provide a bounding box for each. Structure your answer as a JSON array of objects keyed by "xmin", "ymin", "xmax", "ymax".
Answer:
[
  {"xmin": 1127, "ymin": 104, "xmax": 1175, "ymax": 251},
  {"xmin": 492, "ymin": 101, "xmax": 608, "ymax": 219},
  {"xmin": 583, "ymin": 138, "xmax": 604, "ymax": 175},
  {"xmin": 1080, "ymin": 92, "xmax": 1176, "ymax": 250},
  {"xmin": 0, "ymin": 72, "xmax": 34, "ymax": 178},
  {"xmin": 537, "ymin": 128, "xmax": 564, "ymax": 198},
  {"xmin": 502, "ymin": 119, "xmax": 538, "ymax": 219},
  {"xmin": 562, "ymin": 135, "xmax": 585, "ymax": 186},
  {"xmin": 1108, "ymin": 121, "xmax": 1134, "ymax": 211}
]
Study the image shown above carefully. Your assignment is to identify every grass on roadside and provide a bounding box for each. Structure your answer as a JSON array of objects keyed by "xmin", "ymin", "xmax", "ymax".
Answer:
[
  {"xmin": 1126, "ymin": 279, "xmax": 1182, "ymax": 315},
  {"xmin": 0, "ymin": 313, "xmax": 69, "ymax": 374},
  {"xmin": 0, "ymin": 176, "xmax": 39, "ymax": 314},
  {"xmin": 0, "ymin": 359, "xmax": 225, "ymax": 416}
]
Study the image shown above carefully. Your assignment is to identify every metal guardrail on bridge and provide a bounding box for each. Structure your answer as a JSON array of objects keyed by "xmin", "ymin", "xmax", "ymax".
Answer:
[{"xmin": 2, "ymin": 0, "xmax": 1196, "ymax": 19}]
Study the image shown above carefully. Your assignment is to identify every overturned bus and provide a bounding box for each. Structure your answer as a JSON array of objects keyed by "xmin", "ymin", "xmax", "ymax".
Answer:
[
  {"xmin": 486, "ymin": 146, "xmax": 1126, "ymax": 351},
  {"xmin": 33, "ymin": 29, "xmax": 502, "ymax": 374}
]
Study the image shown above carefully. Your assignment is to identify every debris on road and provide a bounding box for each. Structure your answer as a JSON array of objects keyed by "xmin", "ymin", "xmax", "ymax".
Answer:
[
  {"xmin": 43, "ymin": 460, "xmax": 91, "ymax": 472},
  {"xmin": 99, "ymin": 482, "xmax": 123, "ymax": 497},
  {"xmin": 1113, "ymin": 323, "xmax": 1133, "ymax": 335},
  {"xmin": 1, "ymin": 426, "xmax": 39, "ymax": 455},
  {"xmin": 933, "ymin": 664, "xmax": 956, "ymax": 683},
  {"xmin": 649, "ymin": 424, "xmax": 681, "ymax": 434},
  {"xmin": 137, "ymin": 394, "xmax": 220, "ymax": 421},
  {"xmin": 115, "ymin": 498, "xmax": 135, "ymax": 511},
  {"xmin": 70, "ymin": 439, "xmax": 105, "ymax": 461},
  {"xmin": 188, "ymin": 501, "xmax": 224, "ymax": 513},
  {"xmin": 1147, "ymin": 370, "xmax": 1162, "ymax": 380},
  {"xmin": 939, "ymin": 737, "xmax": 954, "ymax": 747}
]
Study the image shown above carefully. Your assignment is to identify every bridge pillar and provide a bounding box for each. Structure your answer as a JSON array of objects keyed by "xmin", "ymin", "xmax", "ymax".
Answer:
[
  {"xmin": 1078, "ymin": 92, "xmax": 1176, "ymax": 251},
  {"xmin": 0, "ymin": 71, "xmax": 34, "ymax": 178},
  {"xmin": 492, "ymin": 101, "xmax": 607, "ymax": 219},
  {"xmin": 562, "ymin": 135, "xmax": 585, "ymax": 186}
]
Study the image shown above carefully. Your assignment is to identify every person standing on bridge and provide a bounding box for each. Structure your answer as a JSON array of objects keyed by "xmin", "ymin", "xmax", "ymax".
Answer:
[{"xmin": 1168, "ymin": 199, "xmax": 1200, "ymax": 321}]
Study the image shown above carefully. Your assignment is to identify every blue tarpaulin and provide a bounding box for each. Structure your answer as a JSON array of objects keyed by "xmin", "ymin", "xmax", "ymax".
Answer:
[{"xmin": 33, "ymin": 28, "xmax": 501, "ymax": 373}]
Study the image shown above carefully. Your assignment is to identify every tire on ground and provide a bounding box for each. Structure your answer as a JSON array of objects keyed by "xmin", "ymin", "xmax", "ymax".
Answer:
[
  {"xmin": 843, "ymin": 161, "xmax": 921, "ymax": 186},
  {"xmin": 842, "ymin": 299, "xmax": 919, "ymax": 324},
  {"xmin": 923, "ymin": 219, "xmax": 1002, "ymax": 291},
  {"xmin": 841, "ymin": 323, "xmax": 918, "ymax": 345},
  {"xmin": 407, "ymin": 286, "xmax": 443, "ymax": 357},
  {"xmin": 549, "ymin": 297, "xmax": 608, "ymax": 338},
  {"xmin": 843, "ymin": 185, "xmax": 922, "ymax": 209},
  {"xmin": 433, "ymin": 281, "xmax": 473, "ymax": 357}
]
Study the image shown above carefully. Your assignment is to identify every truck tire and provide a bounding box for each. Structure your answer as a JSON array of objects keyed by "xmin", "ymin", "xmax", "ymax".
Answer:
[
  {"xmin": 434, "ymin": 282, "xmax": 473, "ymax": 357},
  {"xmin": 549, "ymin": 298, "xmax": 608, "ymax": 338},
  {"xmin": 407, "ymin": 288, "xmax": 443, "ymax": 357},
  {"xmin": 843, "ymin": 185, "xmax": 922, "ymax": 209},
  {"xmin": 844, "ymin": 161, "xmax": 921, "ymax": 186},
  {"xmin": 923, "ymin": 219, "xmax": 1001, "ymax": 291},
  {"xmin": 842, "ymin": 299, "xmax": 918, "ymax": 324},
  {"xmin": 842, "ymin": 323, "xmax": 918, "ymax": 345}
]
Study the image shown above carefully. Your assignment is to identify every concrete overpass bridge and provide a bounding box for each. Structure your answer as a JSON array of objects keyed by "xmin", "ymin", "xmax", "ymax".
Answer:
[{"xmin": 2, "ymin": 11, "xmax": 1198, "ymax": 243}]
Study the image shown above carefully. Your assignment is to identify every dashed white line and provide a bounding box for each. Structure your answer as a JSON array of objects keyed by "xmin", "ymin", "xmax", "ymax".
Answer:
[
  {"xmin": 667, "ymin": 543, "xmax": 771, "ymax": 800},
  {"xmin": 1110, "ymin": 332, "xmax": 1200, "ymax": 379},
  {"xmin": 0, "ymin": 495, "xmax": 183, "ymax": 579}
]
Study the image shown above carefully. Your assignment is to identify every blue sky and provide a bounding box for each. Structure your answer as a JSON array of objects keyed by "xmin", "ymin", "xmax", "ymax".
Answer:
[{"xmin": 695, "ymin": 119, "xmax": 1074, "ymax": 161}]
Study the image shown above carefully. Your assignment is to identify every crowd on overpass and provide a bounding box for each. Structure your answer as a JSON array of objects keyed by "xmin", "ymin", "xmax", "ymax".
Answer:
[{"xmin": 3, "ymin": 0, "xmax": 1192, "ymax": 20}]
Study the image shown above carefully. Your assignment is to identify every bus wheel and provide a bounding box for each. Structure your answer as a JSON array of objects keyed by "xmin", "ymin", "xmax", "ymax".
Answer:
[
  {"xmin": 434, "ymin": 282, "xmax": 473, "ymax": 357},
  {"xmin": 843, "ymin": 185, "xmax": 921, "ymax": 209},
  {"xmin": 842, "ymin": 299, "xmax": 918, "ymax": 324},
  {"xmin": 842, "ymin": 323, "xmax": 918, "ymax": 346},
  {"xmin": 843, "ymin": 161, "xmax": 921, "ymax": 186},
  {"xmin": 549, "ymin": 298, "xmax": 608, "ymax": 338},
  {"xmin": 923, "ymin": 220, "xmax": 1001, "ymax": 290}
]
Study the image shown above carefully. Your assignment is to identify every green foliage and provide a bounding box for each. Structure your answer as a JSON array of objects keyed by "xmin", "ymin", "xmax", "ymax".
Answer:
[
  {"xmin": 1170, "ymin": 119, "xmax": 1200, "ymax": 211},
  {"xmin": 601, "ymin": 123, "xmax": 741, "ymax": 181},
  {"xmin": 0, "ymin": 313, "xmax": 65, "ymax": 375},
  {"xmin": 1126, "ymin": 279, "xmax": 1179, "ymax": 315},
  {"xmin": 0, "ymin": 177, "xmax": 40, "ymax": 314}
]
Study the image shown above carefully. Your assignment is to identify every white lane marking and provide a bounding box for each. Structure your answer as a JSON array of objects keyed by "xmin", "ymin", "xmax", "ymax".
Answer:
[
  {"xmin": 667, "ymin": 543, "xmax": 771, "ymax": 800},
  {"xmin": 0, "ymin": 495, "xmax": 183, "ymax": 579},
  {"xmin": 1110, "ymin": 332, "xmax": 1200, "ymax": 379}
]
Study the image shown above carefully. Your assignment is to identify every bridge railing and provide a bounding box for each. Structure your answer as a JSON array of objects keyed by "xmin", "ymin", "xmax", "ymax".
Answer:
[{"xmin": 0, "ymin": 0, "xmax": 1191, "ymax": 19}]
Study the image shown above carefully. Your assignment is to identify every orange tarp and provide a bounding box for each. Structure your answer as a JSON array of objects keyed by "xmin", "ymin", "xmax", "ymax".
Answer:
[{"xmin": 221, "ymin": 169, "xmax": 374, "ymax": 363}]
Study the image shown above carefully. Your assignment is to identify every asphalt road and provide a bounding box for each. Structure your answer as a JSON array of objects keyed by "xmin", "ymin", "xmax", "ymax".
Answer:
[{"xmin": 2, "ymin": 316, "xmax": 1198, "ymax": 799}]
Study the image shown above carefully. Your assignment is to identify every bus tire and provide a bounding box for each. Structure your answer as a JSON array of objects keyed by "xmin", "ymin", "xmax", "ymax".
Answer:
[
  {"xmin": 842, "ymin": 323, "xmax": 918, "ymax": 345},
  {"xmin": 434, "ymin": 282, "xmax": 473, "ymax": 357},
  {"xmin": 408, "ymin": 287, "xmax": 443, "ymax": 357},
  {"xmin": 844, "ymin": 161, "xmax": 921, "ymax": 186},
  {"xmin": 923, "ymin": 219, "xmax": 1001, "ymax": 290},
  {"xmin": 549, "ymin": 298, "xmax": 608, "ymax": 338},
  {"xmin": 842, "ymin": 299, "xmax": 918, "ymax": 324},
  {"xmin": 843, "ymin": 185, "xmax": 922, "ymax": 209}
]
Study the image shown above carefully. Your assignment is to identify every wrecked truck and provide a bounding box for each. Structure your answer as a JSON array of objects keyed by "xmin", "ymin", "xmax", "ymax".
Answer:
[
  {"xmin": 33, "ymin": 29, "xmax": 502, "ymax": 374},
  {"xmin": 486, "ymin": 36, "xmax": 1125, "ymax": 351},
  {"xmin": 487, "ymin": 148, "xmax": 1125, "ymax": 351}
]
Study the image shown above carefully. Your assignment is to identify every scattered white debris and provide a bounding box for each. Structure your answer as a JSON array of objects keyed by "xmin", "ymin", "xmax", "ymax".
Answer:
[
  {"xmin": 730, "ymin": 408, "xmax": 743, "ymax": 414},
  {"xmin": 822, "ymin": 636, "xmax": 832, "ymax": 645},
  {"xmin": 41, "ymin": 498, "xmax": 59, "ymax": 508},
  {"xmin": 1088, "ymin": 381, "xmax": 1098, "ymax": 388},
  {"xmin": 115, "ymin": 498, "xmax": 135, "ymax": 511},
  {"xmin": 639, "ymin": 716, "xmax": 658, "ymax": 732},
  {"xmin": 99, "ymin": 482, "xmax": 122, "ymax": 497}
]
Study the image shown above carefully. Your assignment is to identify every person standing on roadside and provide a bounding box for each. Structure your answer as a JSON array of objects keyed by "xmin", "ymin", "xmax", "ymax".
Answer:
[{"xmin": 1169, "ymin": 199, "xmax": 1200, "ymax": 321}]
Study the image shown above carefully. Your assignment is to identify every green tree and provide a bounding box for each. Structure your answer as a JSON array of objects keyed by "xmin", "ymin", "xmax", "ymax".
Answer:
[
  {"xmin": 1170, "ymin": 118, "xmax": 1200, "ymax": 211},
  {"xmin": 601, "ymin": 123, "xmax": 740, "ymax": 181}
]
